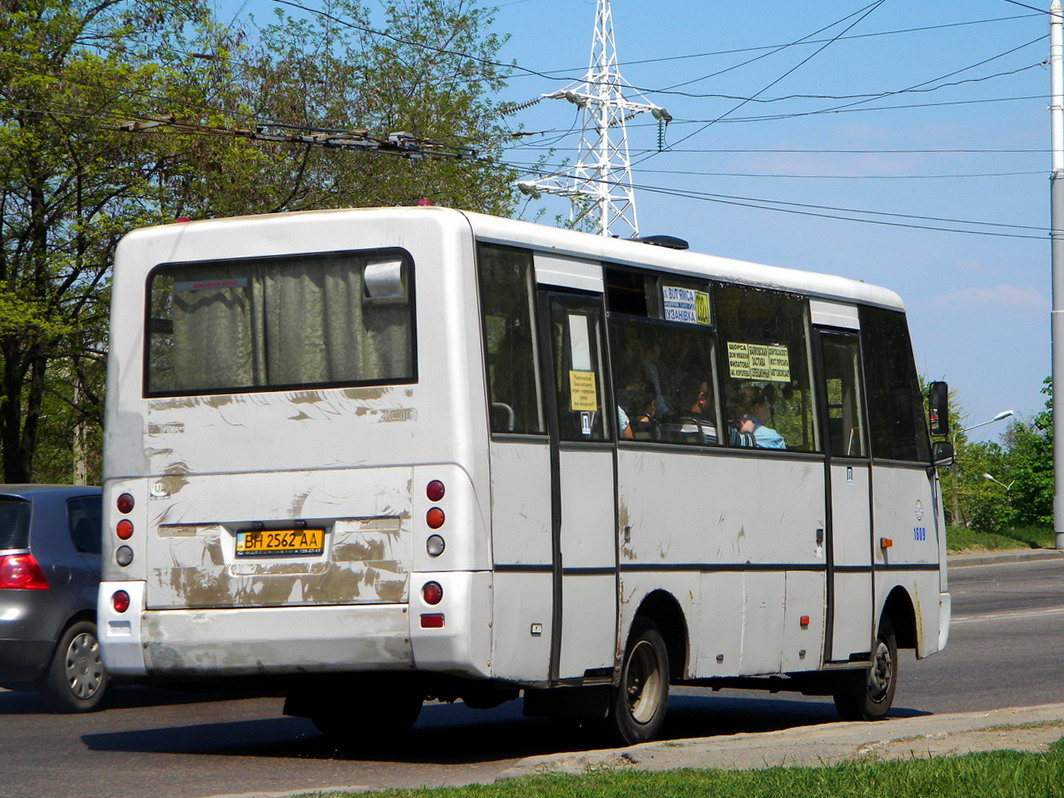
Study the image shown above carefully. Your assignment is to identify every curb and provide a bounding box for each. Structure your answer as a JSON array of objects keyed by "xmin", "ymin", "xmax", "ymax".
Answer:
[
  {"xmin": 947, "ymin": 548, "xmax": 1064, "ymax": 568},
  {"xmin": 497, "ymin": 703, "xmax": 1064, "ymax": 779}
]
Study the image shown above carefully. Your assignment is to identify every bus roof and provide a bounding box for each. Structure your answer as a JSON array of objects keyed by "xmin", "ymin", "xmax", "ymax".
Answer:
[{"xmin": 116, "ymin": 206, "xmax": 905, "ymax": 311}]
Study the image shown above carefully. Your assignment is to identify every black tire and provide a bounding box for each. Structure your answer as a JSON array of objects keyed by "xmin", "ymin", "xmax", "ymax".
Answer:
[
  {"xmin": 833, "ymin": 615, "xmax": 897, "ymax": 722},
  {"xmin": 42, "ymin": 620, "xmax": 108, "ymax": 713},
  {"xmin": 310, "ymin": 682, "xmax": 422, "ymax": 743},
  {"xmin": 606, "ymin": 618, "xmax": 670, "ymax": 746}
]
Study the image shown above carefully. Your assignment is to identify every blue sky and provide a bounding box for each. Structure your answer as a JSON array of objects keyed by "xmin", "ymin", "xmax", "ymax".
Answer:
[
  {"xmin": 492, "ymin": 0, "xmax": 1051, "ymax": 442},
  {"xmin": 225, "ymin": 1, "xmax": 1053, "ymax": 441}
]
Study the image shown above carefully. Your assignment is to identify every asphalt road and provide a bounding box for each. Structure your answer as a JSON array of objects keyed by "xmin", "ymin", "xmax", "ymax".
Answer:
[{"xmin": 3, "ymin": 555, "xmax": 1061, "ymax": 798}]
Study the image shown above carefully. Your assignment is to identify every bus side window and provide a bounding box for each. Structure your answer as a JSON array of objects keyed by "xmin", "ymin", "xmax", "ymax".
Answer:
[
  {"xmin": 477, "ymin": 244, "xmax": 545, "ymax": 435},
  {"xmin": 715, "ymin": 285, "xmax": 817, "ymax": 452},
  {"xmin": 859, "ymin": 307, "xmax": 930, "ymax": 462}
]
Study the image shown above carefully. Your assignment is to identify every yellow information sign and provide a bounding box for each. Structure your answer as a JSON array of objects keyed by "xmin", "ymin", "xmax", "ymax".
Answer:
[
  {"xmin": 727, "ymin": 342, "xmax": 791, "ymax": 382},
  {"xmin": 569, "ymin": 370, "xmax": 599, "ymax": 411}
]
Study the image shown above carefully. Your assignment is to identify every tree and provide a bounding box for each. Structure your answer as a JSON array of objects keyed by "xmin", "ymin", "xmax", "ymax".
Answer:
[
  {"xmin": 0, "ymin": 0, "xmax": 225, "ymax": 480},
  {"xmin": 1, "ymin": 0, "xmax": 518, "ymax": 482},
  {"xmin": 1001, "ymin": 378, "xmax": 1053, "ymax": 528}
]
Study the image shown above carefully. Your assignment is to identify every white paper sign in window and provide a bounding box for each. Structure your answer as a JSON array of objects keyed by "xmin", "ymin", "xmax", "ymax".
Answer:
[{"xmin": 662, "ymin": 286, "xmax": 710, "ymax": 326}]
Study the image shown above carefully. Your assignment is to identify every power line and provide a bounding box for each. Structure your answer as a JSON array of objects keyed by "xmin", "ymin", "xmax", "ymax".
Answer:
[
  {"xmin": 511, "ymin": 13, "xmax": 1040, "ymax": 77},
  {"xmin": 637, "ymin": 1, "xmax": 889, "ymax": 166},
  {"xmin": 510, "ymin": 162, "xmax": 1046, "ymax": 239}
]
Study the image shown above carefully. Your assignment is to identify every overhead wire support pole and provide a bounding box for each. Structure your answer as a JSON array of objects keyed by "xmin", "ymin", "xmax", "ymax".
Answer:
[
  {"xmin": 516, "ymin": 0, "xmax": 670, "ymax": 238},
  {"xmin": 1051, "ymin": 0, "xmax": 1064, "ymax": 551}
]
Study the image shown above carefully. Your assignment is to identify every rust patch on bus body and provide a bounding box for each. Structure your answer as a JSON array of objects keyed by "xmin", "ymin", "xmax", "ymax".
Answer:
[
  {"xmin": 342, "ymin": 387, "xmax": 388, "ymax": 401},
  {"xmin": 147, "ymin": 515, "xmax": 410, "ymax": 610}
]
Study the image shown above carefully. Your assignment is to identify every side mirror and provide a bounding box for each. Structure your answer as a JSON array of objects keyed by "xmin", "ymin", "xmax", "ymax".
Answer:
[
  {"xmin": 928, "ymin": 380, "xmax": 949, "ymax": 437},
  {"xmin": 932, "ymin": 439, "xmax": 955, "ymax": 467}
]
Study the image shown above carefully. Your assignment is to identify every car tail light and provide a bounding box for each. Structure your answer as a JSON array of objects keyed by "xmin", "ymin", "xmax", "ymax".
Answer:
[
  {"xmin": 0, "ymin": 554, "xmax": 49, "ymax": 590},
  {"xmin": 112, "ymin": 590, "xmax": 130, "ymax": 613}
]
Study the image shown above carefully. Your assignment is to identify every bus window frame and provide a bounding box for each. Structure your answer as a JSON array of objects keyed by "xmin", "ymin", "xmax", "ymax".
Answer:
[{"xmin": 142, "ymin": 246, "xmax": 418, "ymax": 399}]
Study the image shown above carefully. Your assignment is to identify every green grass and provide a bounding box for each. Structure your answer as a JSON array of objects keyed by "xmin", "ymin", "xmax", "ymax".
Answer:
[
  {"xmin": 946, "ymin": 525, "xmax": 1056, "ymax": 553},
  {"xmin": 302, "ymin": 739, "xmax": 1064, "ymax": 798}
]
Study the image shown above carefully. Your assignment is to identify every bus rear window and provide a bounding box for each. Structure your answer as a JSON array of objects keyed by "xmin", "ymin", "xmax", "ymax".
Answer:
[{"xmin": 146, "ymin": 249, "xmax": 415, "ymax": 396}]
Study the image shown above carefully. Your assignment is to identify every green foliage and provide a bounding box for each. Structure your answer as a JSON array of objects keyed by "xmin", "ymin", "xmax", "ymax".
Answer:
[
  {"xmin": 937, "ymin": 377, "xmax": 1053, "ymax": 537},
  {"xmin": 0, "ymin": 0, "xmax": 517, "ymax": 481}
]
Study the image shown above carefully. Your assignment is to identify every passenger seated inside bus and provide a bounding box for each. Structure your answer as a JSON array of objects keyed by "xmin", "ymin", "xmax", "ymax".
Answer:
[
  {"xmin": 733, "ymin": 385, "xmax": 786, "ymax": 449},
  {"xmin": 626, "ymin": 382, "xmax": 659, "ymax": 441},
  {"xmin": 660, "ymin": 377, "xmax": 717, "ymax": 444}
]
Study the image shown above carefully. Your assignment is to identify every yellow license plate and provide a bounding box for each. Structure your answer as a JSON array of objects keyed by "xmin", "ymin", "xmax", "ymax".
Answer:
[{"xmin": 236, "ymin": 528, "xmax": 325, "ymax": 557}]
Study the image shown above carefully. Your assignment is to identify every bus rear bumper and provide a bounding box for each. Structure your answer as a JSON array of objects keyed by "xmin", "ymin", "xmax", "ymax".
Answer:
[
  {"xmin": 937, "ymin": 591, "xmax": 951, "ymax": 652},
  {"xmin": 98, "ymin": 580, "xmax": 414, "ymax": 678}
]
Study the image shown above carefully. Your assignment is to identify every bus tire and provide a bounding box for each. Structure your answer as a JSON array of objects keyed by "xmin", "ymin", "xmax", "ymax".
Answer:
[
  {"xmin": 833, "ymin": 615, "xmax": 897, "ymax": 722},
  {"xmin": 608, "ymin": 618, "xmax": 669, "ymax": 745}
]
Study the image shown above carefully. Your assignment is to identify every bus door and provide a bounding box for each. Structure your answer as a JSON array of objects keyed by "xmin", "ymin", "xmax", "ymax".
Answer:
[
  {"xmin": 538, "ymin": 290, "xmax": 618, "ymax": 682},
  {"xmin": 814, "ymin": 324, "xmax": 874, "ymax": 663}
]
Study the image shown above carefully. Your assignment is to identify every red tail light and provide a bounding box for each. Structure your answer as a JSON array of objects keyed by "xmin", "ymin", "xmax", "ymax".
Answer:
[
  {"xmin": 112, "ymin": 590, "xmax": 130, "ymax": 613},
  {"xmin": 0, "ymin": 554, "xmax": 50, "ymax": 590}
]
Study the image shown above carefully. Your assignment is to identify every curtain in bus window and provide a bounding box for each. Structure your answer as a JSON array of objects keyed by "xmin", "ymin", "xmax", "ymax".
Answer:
[
  {"xmin": 715, "ymin": 284, "xmax": 817, "ymax": 452},
  {"xmin": 148, "ymin": 252, "xmax": 414, "ymax": 394},
  {"xmin": 859, "ymin": 306, "xmax": 930, "ymax": 462}
]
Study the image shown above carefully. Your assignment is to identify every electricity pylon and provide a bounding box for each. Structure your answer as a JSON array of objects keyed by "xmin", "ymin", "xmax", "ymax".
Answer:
[{"xmin": 517, "ymin": 0, "xmax": 670, "ymax": 238}]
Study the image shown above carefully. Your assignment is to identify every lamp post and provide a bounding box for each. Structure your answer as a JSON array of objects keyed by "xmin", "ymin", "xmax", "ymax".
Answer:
[
  {"xmin": 950, "ymin": 410, "xmax": 1015, "ymax": 526},
  {"xmin": 982, "ymin": 473, "xmax": 1015, "ymax": 492}
]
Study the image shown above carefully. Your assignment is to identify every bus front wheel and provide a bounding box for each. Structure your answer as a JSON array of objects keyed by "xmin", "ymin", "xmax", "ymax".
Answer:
[
  {"xmin": 607, "ymin": 618, "xmax": 670, "ymax": 745},
  {"xmin": 833, "ymin": 616, "xmax": 897, "ymax": 722}
]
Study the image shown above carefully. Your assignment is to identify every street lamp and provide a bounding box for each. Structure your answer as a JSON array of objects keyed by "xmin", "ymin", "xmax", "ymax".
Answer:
[
  {"xmin": 963, "ymin": 410, "xmax": 1015, "ymax": 433},
  {"xmin": 983, "ymin": 473, "xmax": 1015, "ymax": 491},
  {"xmin": 950, "ymin": 410, "xmax": 1015, "ymax": 526}
]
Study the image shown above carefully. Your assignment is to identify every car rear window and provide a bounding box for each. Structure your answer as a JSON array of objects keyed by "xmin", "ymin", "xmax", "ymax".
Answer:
[
  {"xmin": 0, "ymin": 498, "xmax": 31, "ymax": 549},
  {"xmin": 67, "ymin": 496, "xmax": 102, "ymax": 554}
]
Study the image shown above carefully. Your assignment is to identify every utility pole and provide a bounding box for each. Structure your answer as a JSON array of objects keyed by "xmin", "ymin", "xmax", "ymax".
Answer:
[
  {"xmin": 516, "ymin": 0, "xmax": 670, "ymax": 238},
  {"xmin": 1051, "ymin": 1, "xmax": 1064, "ymax": 550}
]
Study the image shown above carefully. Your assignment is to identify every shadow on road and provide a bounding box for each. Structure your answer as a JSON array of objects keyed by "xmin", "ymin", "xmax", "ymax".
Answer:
[
  {"xmin": 79, "ymin": 692, "xmax": 932, "ymax": 764},
  {"xmin": 0, "ymin": 685, "xmax": 267, "ymax": 715}
]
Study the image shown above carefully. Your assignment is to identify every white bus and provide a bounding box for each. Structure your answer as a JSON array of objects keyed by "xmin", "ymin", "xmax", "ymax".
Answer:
[{"xmin": 99, "ymin": 206, "xmax": 952, "ymax": 744}]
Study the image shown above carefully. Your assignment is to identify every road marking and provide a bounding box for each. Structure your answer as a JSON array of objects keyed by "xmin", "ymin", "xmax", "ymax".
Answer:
[{"xmin": 952, "ymin": 607, "xmax": 1064, "ymax": 625}]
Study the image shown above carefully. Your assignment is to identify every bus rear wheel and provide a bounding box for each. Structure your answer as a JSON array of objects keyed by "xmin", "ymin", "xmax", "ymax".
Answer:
[
  {"xmin": 607, "ymin": 618, "xmax": 669, "ymax": 745},
  {"xmin": 833, "ymin": 616, "xmax": 897, "ymax": 722}
]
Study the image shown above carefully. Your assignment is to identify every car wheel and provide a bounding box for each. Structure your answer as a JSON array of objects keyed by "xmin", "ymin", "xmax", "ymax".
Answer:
[
  {"xmin": 833, "ymin": 615, "xmax": 897, "ymax": 722},
  {"xmin": 606, "ymin": 618, "xmax": 670, "ymax": 745},
  {"xmin": 42, "ymin": 620, "xmax": 109, "ymax": 713}
]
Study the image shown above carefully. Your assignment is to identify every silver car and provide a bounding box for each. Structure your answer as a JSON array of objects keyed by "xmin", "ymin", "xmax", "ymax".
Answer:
[{"xmin": 0, "ymin": 485, "xmax": 106, "ymax": 711}]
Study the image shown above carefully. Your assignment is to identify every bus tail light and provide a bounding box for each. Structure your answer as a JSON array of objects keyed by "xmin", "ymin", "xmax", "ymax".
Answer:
[
  {"xmin": 112, "ymin": 590, "xmax": 130, "ymax": 613},
  {"xmin": 116, "ymin": 520, "xmax": 134, "ymax": 540},
  {"xmin": 880, "ymin": 537, "xmax": 894, "ymax": 549},
  {"xmin": 116, "ymin": 493, "xmax": 135, "ymax": 513},
  {"xmin": 426, "ymin": 507, "xmax": 445, "ymax": 529},
  {"xmin": 0, "ymin": 554, "xmax": 49, "ymax": 590},
  {"xmin": 426, "ymin": 480, "xmax": 445, "ymax": 501},
  {"xmin": 422, "ymin": 581, "xmax": 443, "ymax": 605},
  {"xmin": 420, "ymin": 613, "xmax": 444, "ymax": 628}
]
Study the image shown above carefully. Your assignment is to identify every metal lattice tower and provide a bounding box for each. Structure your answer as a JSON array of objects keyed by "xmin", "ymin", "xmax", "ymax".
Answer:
[{"xmin": 517, "ymin": 0, "xmax": 670, "ymax": 238}]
